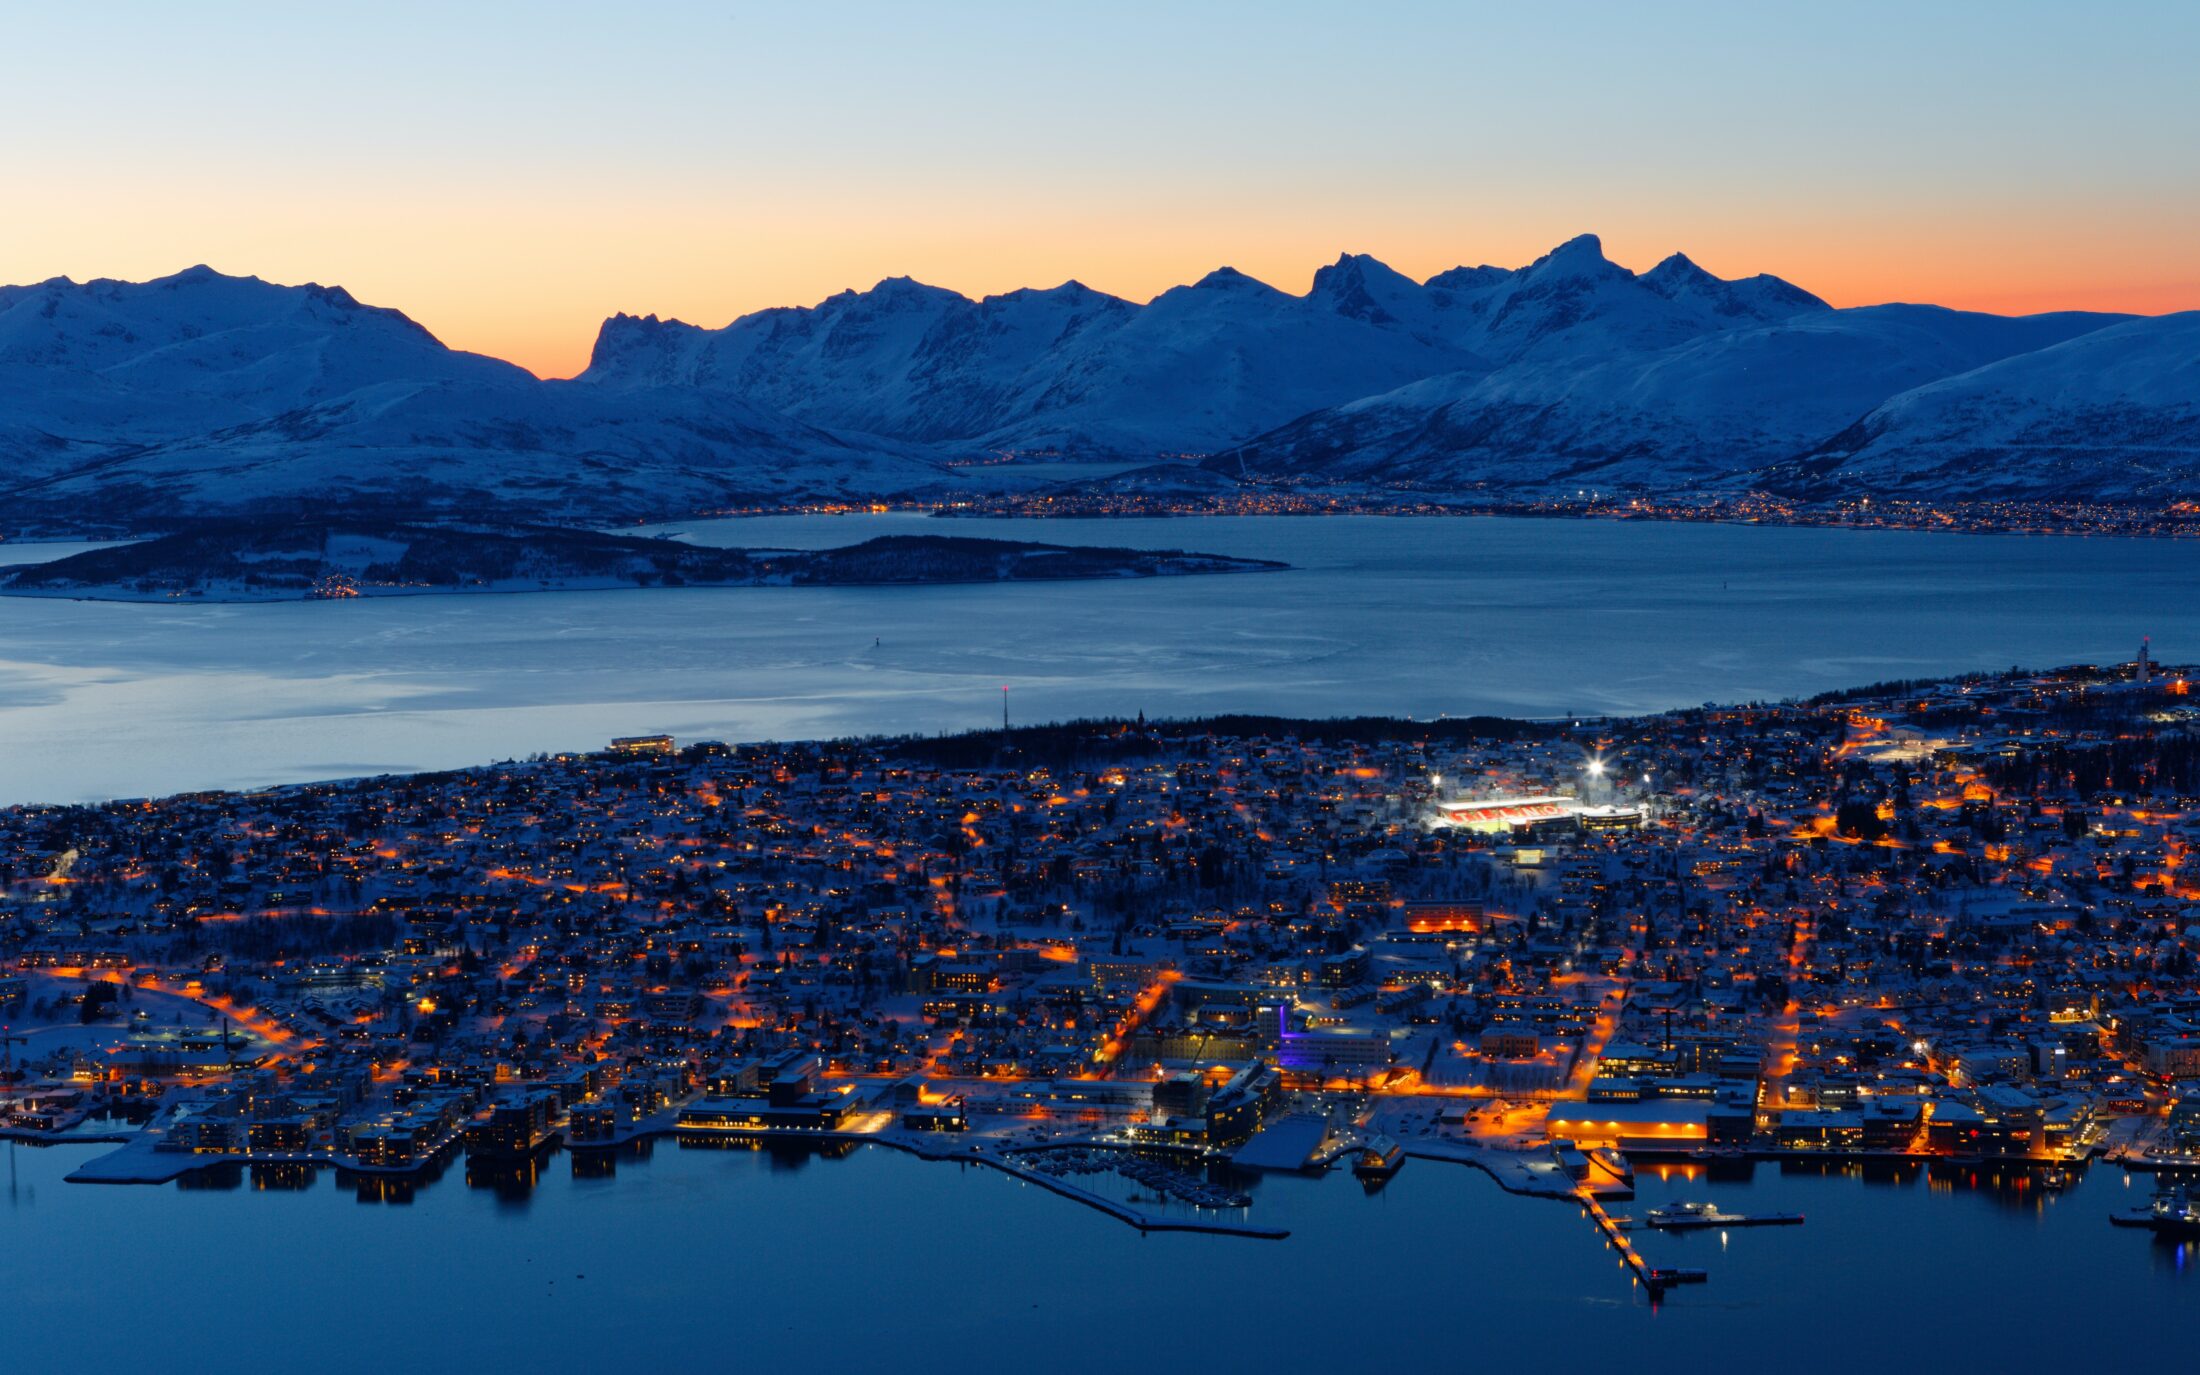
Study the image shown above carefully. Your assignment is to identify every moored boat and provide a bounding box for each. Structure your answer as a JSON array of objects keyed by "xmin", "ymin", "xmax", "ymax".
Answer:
[
  {"xmin": 1590, "ymin": 1146, "xmax": 1635, "ymax": 1187},
  {"xmin": 1353, "ymin": 1133, "xmax": 1405, "ymax": 1180},
  {"xmin": 1644, "ymin": 1200, "xmax": 1805, "ymax": 1229},
  {"xmin": 2111, "ymin": 1184, "xmax": 2200, "ymax": 1237}
]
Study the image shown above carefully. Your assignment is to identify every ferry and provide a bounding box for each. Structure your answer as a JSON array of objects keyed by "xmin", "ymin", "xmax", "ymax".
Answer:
[
  {"xmin": 2111, "ymin": 1184, "xmax": 2200, "ymax": 1237},
  {"xmin": 1590, "ymin": 1146, "xmax": 1635, "ymax": 1187},
  {"xmin": 1643, "ymin": 1200, "xmax": 1805, "ymax": 1230},
  {"xmin": 1645, "ymin": 1200, "xmax": 1729, "ymax": 1228},
  {"xmin": 1353, "ymin": 1134, "xmax": 1405, "ymax": 1181}
]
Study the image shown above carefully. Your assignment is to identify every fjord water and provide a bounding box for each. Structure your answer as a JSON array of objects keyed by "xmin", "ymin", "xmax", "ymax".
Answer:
[
  {"xmin": 0, "ymin": 515, "xmax": 2192, "ymax": 805},
  {"xmin": 2, "ymin": 1138, "xmax": 2190, "ymax": 1372}
]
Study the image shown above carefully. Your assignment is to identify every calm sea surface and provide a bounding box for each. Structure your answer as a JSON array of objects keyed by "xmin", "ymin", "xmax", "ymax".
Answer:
[
  {"xmin": 2, "ymin": 1138, "xmax": 2189, "ymax": 1373},
  {"xmin": 0, "ymin": 514, "xmax": 2185, "ymax": 804},
  {"xmin": 3, "ymin": 515, "xmax": 2195, "ymax": 1360}
]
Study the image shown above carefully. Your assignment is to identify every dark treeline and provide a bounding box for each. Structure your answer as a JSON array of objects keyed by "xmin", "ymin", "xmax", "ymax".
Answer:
[
  {"xmin": 1801, "ymin": 672, "xmax": 2022, "ymax": 707},
  {"xmin": 1985, "ymin": 734, "xmax": 2200, "ymax": 797},
  {"xmin": 872, "ymin": 714, "xmax": 1568, "ymax": 770},
  {"xmin": 188, "ymin": 911, "xmax": 402, "ymax": 963}
]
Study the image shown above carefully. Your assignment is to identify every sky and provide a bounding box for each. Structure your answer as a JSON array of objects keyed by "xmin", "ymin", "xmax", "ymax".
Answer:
[{"xmin": 4, "ymin": 0, "xmax": 2196, "ymax": 378}]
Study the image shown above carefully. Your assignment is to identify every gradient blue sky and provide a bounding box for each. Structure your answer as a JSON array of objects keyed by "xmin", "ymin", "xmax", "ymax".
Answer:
[{"xmin": 4, "ymin": 0, "xmax": 2195, "ymax": 375}]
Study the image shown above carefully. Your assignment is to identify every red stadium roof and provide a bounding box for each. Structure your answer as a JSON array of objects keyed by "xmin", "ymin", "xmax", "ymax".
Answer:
[{"xmin": 1435, "ymin": 796, "xmax": 1573, "ymax": 826}]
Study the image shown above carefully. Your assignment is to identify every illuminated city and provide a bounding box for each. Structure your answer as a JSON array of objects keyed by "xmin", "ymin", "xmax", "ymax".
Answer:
[
  {"xmin": 9, "ymin": 650, "xmax": 2200, "ymax": 1292},
  {"xmin": 5, "ymin": 2, "xmax": 2199, "ymax": 1367}
]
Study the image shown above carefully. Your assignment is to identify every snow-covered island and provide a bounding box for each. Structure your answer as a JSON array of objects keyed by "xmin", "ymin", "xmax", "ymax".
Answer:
[{"xmin": 0, "ymin": 522, "xmax": 1288, "ymax": 602}]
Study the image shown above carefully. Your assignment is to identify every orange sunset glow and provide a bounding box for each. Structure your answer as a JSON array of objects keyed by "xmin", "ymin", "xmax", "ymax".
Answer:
[{"xmin": 3, "ymin": 4, "xmax": 2193, "ymax": 378}]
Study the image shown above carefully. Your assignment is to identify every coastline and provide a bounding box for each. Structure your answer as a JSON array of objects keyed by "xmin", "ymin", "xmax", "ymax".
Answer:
[
  {"xmin": 8, "ymin": 493, "xmax": 2200, "ymax": 549},
  {"xmin": 46, "ymin": 1115, "xmax": 1294, "ymax": 1239}
]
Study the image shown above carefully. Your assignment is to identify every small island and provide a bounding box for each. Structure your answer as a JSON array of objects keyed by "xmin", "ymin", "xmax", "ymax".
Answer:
[{"xmin": 0, "ymin": 521, "xmax": 1288, "ymax": 602}]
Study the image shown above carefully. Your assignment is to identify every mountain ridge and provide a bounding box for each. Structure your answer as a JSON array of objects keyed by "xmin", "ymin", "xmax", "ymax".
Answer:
[{"xmin": 1, "ymin": 242, "xmax": 2192, "ymax": 534}]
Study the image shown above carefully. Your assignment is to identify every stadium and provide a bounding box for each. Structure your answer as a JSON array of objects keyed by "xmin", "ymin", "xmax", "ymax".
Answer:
[{"xmin": 1432, "ymin": 794, "xmax": 1646, "ymax": 834}]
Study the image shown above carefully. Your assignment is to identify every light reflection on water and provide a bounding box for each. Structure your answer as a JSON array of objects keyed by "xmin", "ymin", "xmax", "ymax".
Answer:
[
  {"xmin": 0, "ymin": 514, "xmax": 2189, "ymax": 804},
  {"xmin": 0, "ymin": 1136, "xmax": 2191, "ymax": 1372}
]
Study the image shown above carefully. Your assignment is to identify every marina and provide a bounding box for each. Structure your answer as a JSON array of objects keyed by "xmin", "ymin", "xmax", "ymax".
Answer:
[{"xmin": 1021, "ymin": 1145, "xmax": 1256, "ymax": 1211}]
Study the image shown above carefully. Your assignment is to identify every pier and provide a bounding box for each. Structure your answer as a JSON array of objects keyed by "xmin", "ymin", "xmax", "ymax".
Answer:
[{"xmin": 1576, "ymin": 1188, "xmax": 1682, "ymax": 1296}]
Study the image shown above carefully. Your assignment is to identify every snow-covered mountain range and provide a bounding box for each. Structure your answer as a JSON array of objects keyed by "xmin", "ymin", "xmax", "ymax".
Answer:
[
  {"xmin": 3, "ymin": 239, "xmax": 2194, "ymax": 532},
  {"xmin": 0, "ymin": 267, "xmax": 960, "ymax": 530},
  {"xmin": 575, "ymin": 236, "xmax": 1841, "ymax": 460},
  {"xmin": 1771, "ymin": 312, "xmax": 2200, "ymax": 500}
]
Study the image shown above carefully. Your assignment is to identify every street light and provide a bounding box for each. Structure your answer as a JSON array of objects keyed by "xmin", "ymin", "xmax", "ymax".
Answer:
[{"xmin": 1585, "ymin": 756, "xmax": 1607, "ymax": 779}]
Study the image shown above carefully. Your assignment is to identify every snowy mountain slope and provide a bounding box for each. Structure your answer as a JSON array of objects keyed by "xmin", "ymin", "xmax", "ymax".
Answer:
[
  {"xmin": 577, "ymin": 235, "xmax": 1832, "ymax": 460},
  {"xmin": 0, "ymin": 264, "xmax": 521, "ymax": 387},
  {"xmin": 970, "ymin": 264, "xmax": 1487, "ymax": 455},
  {"xmin": 584, "ymin": 276, "xmax": 1145, "ymax": 444},
  {"xmin": 0, "ymin": 266, "xmax": 529, "ymax": 468},
  {"xmin": 572, "ymin": 237, "xmax": 1839, "ymax": 462},
  {"xmin": 1212, "ymin": 303, "xmax": 2135, "ymax": 492},
  {"xmin": 1769, "ymin": 311, "xmax": 2200, "ymax": 499},
  {"xmin": 0, "ymin": 268, "xmax": 969, "ymax": 530},
  {"xmin": 583, "ymin": 262, "xmax": 1484, "ymax": 456},
  {"xmin": 1, "ymin": 375, "xmax": 968, "ymax": 529},
  {"xmin": 1418, "ymin": 235, "xmax": 1831, "ymax": 366},
  {"xmin": 1, "ymin": 247, "xmax": 2190, "ymax": 529}
]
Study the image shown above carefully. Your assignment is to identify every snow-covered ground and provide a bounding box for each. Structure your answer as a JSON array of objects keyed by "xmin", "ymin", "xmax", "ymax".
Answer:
[{"xmin": 1, "ymin": 514, "xmax": 2195, "ymax": 806}]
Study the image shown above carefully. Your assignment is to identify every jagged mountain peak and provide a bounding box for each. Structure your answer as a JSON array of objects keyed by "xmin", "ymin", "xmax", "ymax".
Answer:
[
  {"xmin": 5, "ymin": 244, "xmax": 2164, "ymax": 528},
  {"xmin": 1187, "ymin": 266, "xmax": 1272, "ymax": 292},
  {"xmin": 1643, "ymin": 251, "xmax": 1714, "ymax": 286},
  {"xmin": 868, "ymin": 274, "xmax": 958, "ymax": 298},
  {"xmin": 586, "ymin": 311, "xmax": 709, "ymax": 373},
  {"xmin": 1641, "ymin": 252, "xmax": 1829, "ymax": 317},
  {"xmin": 983, "ymin": 279, "xmax": 1125, "ymax": 308},
  {"xmin": 1309, "ymin": 252, "xmax": 1417, "ymax": 292},
  {"xmin": 811, "ymin": 275, "xmax": 970, "ymax": 314},
  {"xmin": 877, "ymin": 276, "xmax": 970, "ymax": 314},
  {"xmin": 1425, "ymin": 264, "xmax": 1508, "ymax": 291},
  {"xmin": 1522, "ymin": 233, "xmax": 1624, "ymax": 281},
  {"xmin": 1309, "ymin": 253, "xmax": 1425, "ymax": 325}
]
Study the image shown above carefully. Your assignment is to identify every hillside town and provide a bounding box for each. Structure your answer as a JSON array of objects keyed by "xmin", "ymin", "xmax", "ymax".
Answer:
[
  {"xmin": 925, "ymin": 487, "xmax": 2200, "ymax": 541},
  {"xmin": 5, "ymin": 652, "xmax": 2199, "ymax": 1219}
]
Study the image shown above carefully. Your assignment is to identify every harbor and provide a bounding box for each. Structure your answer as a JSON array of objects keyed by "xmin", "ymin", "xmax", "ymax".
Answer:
[{"xmin": 2110, "ymin": 1183, "xmax": 2200, "ymax": 1239}]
